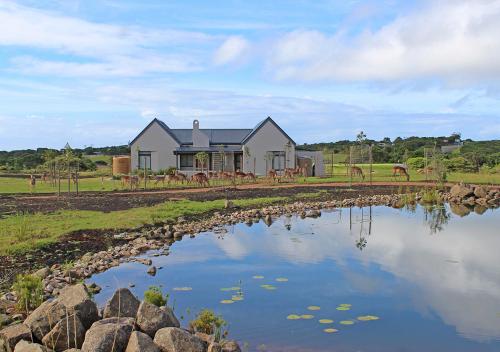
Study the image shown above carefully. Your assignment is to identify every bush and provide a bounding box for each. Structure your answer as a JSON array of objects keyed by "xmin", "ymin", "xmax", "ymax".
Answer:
[
  {"xmin": 406, "ymin": 157, "xmax": 425, "ymax": 169},
  {"xmin": 190, "ymin": 309, "xmax": 227, "ymax": 335},
  {"xmin": 144, "ymin": 286, "xmax": 168, "ymax": 307},
  {"xmin": 12, "ymin": 274, "xmax": 44, "ymax": 312},
  {"xmin": 444, "ymin": 157, "xmax": 475, "ymax": 172},
  {"xmin": 95, "ymin": 160, "xmax": 108, "ymax": 166}
]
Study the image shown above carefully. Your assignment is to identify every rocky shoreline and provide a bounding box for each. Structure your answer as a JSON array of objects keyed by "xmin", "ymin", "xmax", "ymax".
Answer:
[{"xmin": 1, "ymin": 185, "xmax": 499, "ymax": 351}]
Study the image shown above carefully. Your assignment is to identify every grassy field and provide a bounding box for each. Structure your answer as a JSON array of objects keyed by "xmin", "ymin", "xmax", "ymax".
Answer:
[
  {"xmin": 0, "ymin": 197, "xmax": 285, "ymax": 255},
  {"xmin": 0, "ymin": 163, "xmax": 499, "ymax": 194}
]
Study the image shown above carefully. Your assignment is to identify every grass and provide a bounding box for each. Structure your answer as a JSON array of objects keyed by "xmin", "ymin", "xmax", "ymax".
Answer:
[{"xmin": 0, "ymin": 197, "xmax": 285, "ymax": 255}]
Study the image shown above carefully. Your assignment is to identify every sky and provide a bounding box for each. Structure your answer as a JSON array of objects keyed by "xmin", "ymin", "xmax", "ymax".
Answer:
[{"xmin": 0, "ymin": 0, "xmax": 499, "ymax": 150}]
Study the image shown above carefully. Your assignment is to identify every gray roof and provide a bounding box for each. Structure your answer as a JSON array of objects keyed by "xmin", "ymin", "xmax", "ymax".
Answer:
[
  {"xmin": 175, "ymin": 145, "xmax": 243, "ymax": 153},
  {"xmin": 170, "ymin": 129, "xmax": 252, "ymax": 145}
]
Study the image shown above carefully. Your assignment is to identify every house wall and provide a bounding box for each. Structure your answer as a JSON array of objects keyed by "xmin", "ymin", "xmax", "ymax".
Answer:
[
  {"xmin": 130, "ymin": 121, "xmax": 179, "ymax": 171},
  {"xmin": 242, "ymin": 121, "xmax": 295, "ymax": 175}
]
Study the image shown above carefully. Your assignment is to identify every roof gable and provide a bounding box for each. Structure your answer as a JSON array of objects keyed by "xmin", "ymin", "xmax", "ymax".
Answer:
[
  {"xmin": 129, "ymin": 118, "xmax": 181, "ymax": 146},
  {"xmin": 241, "ymin": 117, "xmax": 296, "ymax": 145}
]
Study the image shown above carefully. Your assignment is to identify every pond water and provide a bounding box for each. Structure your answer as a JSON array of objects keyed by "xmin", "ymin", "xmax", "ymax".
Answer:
[{"xmin": 88, "ymin": 205, "xmax": 500, "ymax": 352}]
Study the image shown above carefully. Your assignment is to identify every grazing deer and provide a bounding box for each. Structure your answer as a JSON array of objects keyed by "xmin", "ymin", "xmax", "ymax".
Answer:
[
  {"xmin": 191, "ymin": 172, "xmax": 209, "ymax": 187},
  {"xmin": 244, "ymin": 172, "xmax": 256, "ymax": 182},
  {"xmin": 268, "ymin": 169, "xmax": 280, "ymax": 182},
  {"xmin": 166, "ymin": 174, "xmax": 181, "ymax": 185},
  {"xmin": 175, "ymin": 171, "xmax": 188, "ymax": 184},
  {"xmin": 392, "ymin": 165, "xmax": 410, "ymax": 181},
  {"xmin": 152, "ymin": 174, "xmax": 166, "ymax": 186},
  {"xmin": 29, "ymin": 174, "xmax": 36, "ymax": 193},
  {"xmin": 350, "ymin": 166, "xmax": 365, "ymax": 180}
]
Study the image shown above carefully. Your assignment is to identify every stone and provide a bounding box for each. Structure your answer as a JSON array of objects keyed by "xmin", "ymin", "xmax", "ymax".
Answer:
[
  {"xmin": 102, "ymin": 288, "xmax": 140, "ymax": 319},
  {"xmin": 136, "ymin": 302, "xmax": 179, "ymax": 337},
  {"xmin": 449, "ymin": 203, "xmax": 471, "ymax": 217},
  {"xmin": 147, "ymin": 267, "xmax": 157, "ymax": 276},
  {"xmin": 24, "ymin": 300, "xmax": 66, "ymax": 341},
  {"xmin": 42, "ymin": 313, "xmax": 85, "ymax": 351},
  {"xmin": 81, "ymin": 317, "xmax": 134, "ymax": 352},
  {"xmin": 13, "ymin": 340, "xmax": 49, "ymax": 352},
  {"xmin": 474, "ymin": 186, "xmax": 488, "ymax": 199},
  {"xmin": 33, "ymin": 268, "xmax": 51, "ymax": 280},
  {"xmin": 221, "ymin": 340, "xmax": 242, "ymax": 352},
  {"xmin": 58, "ymin": 284, "xmax": 99, "ymax": 329},
  {"xmin": 153, "ymin": 328, "xmax": 205, "ymax": 352},
  {"xmin": 0, "ymin": 324, "xmax": 32, "ymax": 352},
  {"xmin": 207, "ymin": 342, "xmax": 222, "ymax": 352},
  {"xmin": 450, "ymin": 184, "xmax": 474, "ymax": 199},
  {"xmin": 125, "ymin": 331, "xmax": 160, "ymax": 352}
]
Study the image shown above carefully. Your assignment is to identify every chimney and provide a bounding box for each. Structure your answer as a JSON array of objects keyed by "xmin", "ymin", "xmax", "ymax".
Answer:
[{"xmin": 192, "ymin": 119, "xmax": 209, "ymax": 147}]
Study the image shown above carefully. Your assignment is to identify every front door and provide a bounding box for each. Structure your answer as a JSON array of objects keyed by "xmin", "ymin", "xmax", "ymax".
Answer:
[{"xmin": 234, "ymin": 153, "xmax": 242, "ymax": 171}]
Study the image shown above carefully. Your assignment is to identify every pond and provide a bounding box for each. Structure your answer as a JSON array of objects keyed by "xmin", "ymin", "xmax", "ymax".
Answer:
[{"xmin": 88, "ymin": 205, "xmax": 500, "ymax": 352}]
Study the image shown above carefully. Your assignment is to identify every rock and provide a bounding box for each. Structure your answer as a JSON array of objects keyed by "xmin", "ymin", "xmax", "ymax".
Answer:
[
  {"xmin": 0, "ymin": 324, "xmax": 32, "ymax": 352},
  {"xmin": 221, "ymin": 340, "xmax": 242, "ymax": 352},
  {"xmin": 136, "ymin": 302, "xmax": 179, "ymax": 337},
  {"xmin": 41, "ymin": 313, "xmax": 85, "ymax": 351},
  {"xmin": 305, "ymin": 209, "xmax": 321, "ymax": 218},
  {"xmin": 13, "ymin": 340, "xmax": 49, "ymax": 352},
  {"xmin": 153, "ymin": 328, "xmax": 205, "ymax": 352},
  {"xmin": 24, "ymin": 300, "xmax": 66, "ymax": 341},
  {"xmin": 474, "ymin": 186, "xmax": 487, "ymax": 199},
  {"xmin": 474, "ymin": 205, "xmax": 488, "ymax": 215},
  {"xmin": 207, "ymin": 342, "xmax": 222, "ymax": 352},
  {"xmin": 58, "ymin": 284, "xmax": 99, "ymax": 329},
  {"xmin": 194, "ymin": 332, "xmax": 214, "ymax": 345},
  {"xmin": 147, "ymin": 267, "xmax": 157, "ymax": 276},
  {"xmin": 449, "ymin": 203, "xmax": 471, "ymax": 217},
  {"xmin": 224, "ymin": 200, "xmax": 233, "ymax": 209},
  {"xmin": 102, "ymin": 288, "xmax": 140, "ymax": 319},
  {"xmin": 125, "ymin": 331, "xmax": 160, "ymax": 352},
  {"xmin": 33, "ymin": 267, "xmax": 51, "ymax": 280},
  {"xmin": 81, "ymin": 317, "xmax": 135, "ymax": 352},
  {"xmin": 450, "ymin": 184, "xmax": 474, "ymax": 199}
]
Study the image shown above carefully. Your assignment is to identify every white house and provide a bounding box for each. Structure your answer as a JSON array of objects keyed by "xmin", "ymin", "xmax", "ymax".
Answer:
[{"xmin": 130, "ymin": 117, "xmax": 296, "ymax": 176}]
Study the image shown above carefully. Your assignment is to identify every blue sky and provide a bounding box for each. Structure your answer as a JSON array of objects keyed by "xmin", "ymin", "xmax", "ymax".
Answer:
[{"xmin": 0, "ymin": 0, "xmax": 499, "ymax": 150}]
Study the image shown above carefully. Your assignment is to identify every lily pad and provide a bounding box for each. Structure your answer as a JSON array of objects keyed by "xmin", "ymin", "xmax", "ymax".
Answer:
[
  {"xmin": 339, "ymin": 303, "xmax": 351, "ymax": 307},
  {"xmin": 220, "ymin": 300, "xmax": 234, "ymax": 304},
  {"xmin": 339, "ymin": 320, "xmax": 355, "ymax": 325},
  {"xmin": 275, "ymin": 278, "xmax": 289, "ymax": 282},
  {"xmin": 336, "ymin": 306, "xmax": 350, "ymax": 311},
  {"xmin": 286, "ymin": 314, "xmax": 301, "ymax": 320},
  {"xmin": 300, "ymin": 314, "xmax": 314, "ymax": 319},
  {"xmin": 357, "ymin": 315, "xmax": 380, "ymax": 321},
  {"xmin": 260, "ymin": 284, "xmax": 277, "ymax": 290},
  {"xmin": 220, "ymin": 287, "xmax": 240, "ymax": 292},
  {"xmin": 173, "ymin": 287, "xmax": 192, "ymax": 291},
  {"xmin": 307, "ymin": 306, "xmax": 321, "ymax": 311},
  {"xmin": 252, "ymin": 275, "xmax": 264, "ymax": 279},
  {"xmin": 323, "ymin": 328, "xmax": 338, "ymax": 333},
  {"xmin": 319, "ymin": 319, "xmax": 334, "ymax": 324},
  {"xmin": 231, "ymin": 295, "xmax": 244, "ymax": 301}
]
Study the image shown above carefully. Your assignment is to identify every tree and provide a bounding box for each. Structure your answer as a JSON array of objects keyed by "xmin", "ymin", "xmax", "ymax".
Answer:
[
  {"xmin": 195, "ymin": 152, "xmax": 209, "ymax": 174},
  {"xmin": 356, "ymin": 131, "xmax": 367, "ymax": 144}
]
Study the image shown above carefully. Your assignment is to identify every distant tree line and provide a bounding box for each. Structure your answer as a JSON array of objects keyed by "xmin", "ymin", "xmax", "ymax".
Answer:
[{"xmin": 0, "ymin": 145, "xmax": 130, "ymax": 172}]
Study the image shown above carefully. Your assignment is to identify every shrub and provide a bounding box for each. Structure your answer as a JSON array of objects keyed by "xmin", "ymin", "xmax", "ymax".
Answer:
[
  {"xmin": 406, "ymin": 157, "xmax": 425, "ymax": 169},
  {"xmin": 444, "ymin": 157, "xmax": 475, "ymax": 172},
  {"xmin": 190, "ymin": 309, "xmax": 227, "ymax": 335},
  {"xmin": 144, "ymin": 286, "xmax": 168, "ymax": 307},
  {"xmin": 12, "ymin": 274, "xmax": 44, "ymax": 312}
]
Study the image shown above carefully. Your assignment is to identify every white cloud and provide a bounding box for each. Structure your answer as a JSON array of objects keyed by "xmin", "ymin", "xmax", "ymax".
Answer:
[
  {"xmin": 266, "ymin": 0, "xmax": 500, "ymax": 83},
  {"xmin": 213, "ymin": 36, "xmax": 250, "ymax": 66}
]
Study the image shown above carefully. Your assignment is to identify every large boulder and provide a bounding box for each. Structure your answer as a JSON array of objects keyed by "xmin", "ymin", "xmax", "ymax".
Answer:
[
  {"xmin": 81, "ymin": 317, "xmax": 134, "ymax": 352},
  {"xmin": 24, "ymin": 300, "xmax": 66, "ymax": 341},
  {"xmin": 0, "ymin": 324, "xmax": 32, "ymax": 352},
  {"xmin": 136, "ymin": 302, "xmax": 179, "ymax": 337},
  {"xmin": 58, "ymin": 284, "xmax": 99, "ymax": 329},
  {"xmin": 221, "ymin": 340, "xmax": 241, "ymax": 352},
  {"xmin": 474, "ymin": 186, "xmax": 488, "ymax": 199},
  {"xmin": 102, "ymin": 289, "xmax": 140, "ymax": 319},
  {"xmin": 450, "ymin": 184, "xmax": 474, "ymax": 199},
  {"xmin": 450, "ymin": 203, "xmax": 471, "ymax": 217},
  {"xmin": 41, "ymin": 313, "xmax": 86, "ymax": 351},
  {"xmin": 125, "ymin": 331, "xmax": 160, "ymax": 352},
  {"xmin": 154, "ymin": 328, "xmax": 205, "ymax": 352},
  {"xmin": 13, "ymin": 340, "xmax": 49, "ymax": 352}
]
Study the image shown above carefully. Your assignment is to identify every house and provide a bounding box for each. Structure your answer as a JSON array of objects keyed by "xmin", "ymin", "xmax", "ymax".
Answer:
[
  {"xmin": 130, "ymin": 117, "xmax": 296, "ymax": 176},
  {"xmin": 296, "ymin": 151, "xmax": 325, "ymax": 177}
]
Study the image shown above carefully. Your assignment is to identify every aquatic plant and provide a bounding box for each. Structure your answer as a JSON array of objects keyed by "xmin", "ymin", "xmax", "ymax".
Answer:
[
  {"xmin": 357, "ymin": 315, "xmax": 380, "ymax": 321},
  {"xmin": 144, "ymin": 286, "xmax": 168, "ymax": 307},
  {"xmin": 307, "ymin": 306, "xmax": 321, "ymax": 311},
  {"xmin": 339, "ymin": 320, "xmax": 355, "ymax": 325},
  {"xmin": 319, "ymin": 319, "xmax": 334, "ymax": 324},
  {"xmin": 323, "ymin": 328, "xmax": 338, "ymax": 333},
  {"xmin": 190, "ymin": 309, "xmax": 227, "ymax": 335},
  {"xmin": 286, "ymin": 314, "xmax": 301, "ymax": 320},
  {"xmin": 12, "ymin": 274, "xmax": 44, "ymax": 312}
]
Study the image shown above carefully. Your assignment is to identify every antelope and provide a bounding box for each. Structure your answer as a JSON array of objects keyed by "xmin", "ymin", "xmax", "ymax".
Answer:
[
  {"xmin": 350, "ymin": 166, "xmax": 365, "ymax": 180},
  {"xmin": 392, "ymin": 165, "xmax": 410, "ymax": 181},
  {"xmin": 152, "ymin": 174, "xmax": 166, "ymax": 186},
  {"xmin": 268, "ymin": 169, "xmax": 279, "ymax": 182},
  {"xmin": 191, "ymin": 172, "xmax": 210, "ymax": 187},
  {"xmin": 244, "ymin": 172, "xmax": 256, "ymax": 182}
]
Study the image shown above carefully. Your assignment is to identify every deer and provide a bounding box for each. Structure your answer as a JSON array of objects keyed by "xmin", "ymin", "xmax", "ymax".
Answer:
[
  {"xmin": 175, "ymin": 171, "xmax": 188, "ymax": 184},
  {"xmin": 244, "ymin": 172, "xmax": 256, "ymax": 182},
  {"xmin": 191, "ymin": 172, "xmax": 210, "ymax": 187},
  {"xmin": 350, "ymin": 166, "xmax": 365, "ymax": 180},
  {"xmin": 392, "ymin": 165, "xmax": 410, "ymax": 181},
  {"xmin": 268, "ymin": 169, "xmax": 280, "ymax": 182}
]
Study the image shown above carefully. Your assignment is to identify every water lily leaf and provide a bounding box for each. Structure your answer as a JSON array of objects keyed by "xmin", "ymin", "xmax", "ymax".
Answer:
[
  {"xmin": 252, "ymin": 275, "xmax": 264, "ymax": 279},
  {"xmin": 339, "ymin": 320, "xmax": 354, "ymax": 325},
  {"xmin": 275, "ymin": 278, "xmax": 289, "ymax": 282},
  {"xmin": 307, "ymin": 306, "xmax": 321, "ymax": 311},
  {"xmin": 173, "ymin": 287, "xmax": 192, "ymax": 291},
  {"xmin": 323, "ymin": 328, "xmax": 338, "ymax": 333},
  {"xmin": 220, "ymin": 287, "xmax": 240, "ymax": 292},
  {"xmin": 220, "ymin": 300, "xmax": 234, "ymax": 304},
  {"xmin": 336, "ymin": 306, "xmax": 350, "ymax": 311},
  {"xmin": 339, "ymin": 304, "xmax": 351, "ymax": 307},
  {"xmin": 231, "ymin": 295, "xmax": 244, "ymax": 301},
  {"xmin": 260, "ymin": 284, "xmax": 277, "ymax": 290},
  {"xmin": 357, "ymin": 315, "xmax": 380, "ymax": 321},
  {"xmin": 319, "ymin": 319, "xmax": 334, "ymax": 324},
  {"xmin": 300, "ymin": 314, "xmax": 314, "ymax": 319},
  {"xmin": 286, "ymin": 314, "xmax": 301, "ymax": 320}
]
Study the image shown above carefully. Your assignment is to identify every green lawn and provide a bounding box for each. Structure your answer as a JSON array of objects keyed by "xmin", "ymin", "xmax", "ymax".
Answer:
[{"xmin": 0, "ymin": 197, "xmax": 285, "ymax": 255}]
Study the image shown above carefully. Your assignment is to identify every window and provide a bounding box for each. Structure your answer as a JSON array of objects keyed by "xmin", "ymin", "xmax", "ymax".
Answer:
[
  {"xmin": 138, "ymin": 151, "xmax": 151, "ymax": 169},
  {"xmin": 180, "ymin": 154, "xmax": 194, "ymax": 168},
  {"xmin": 269, "ymin": 151, "xmax": 285, "ymax": 171}
]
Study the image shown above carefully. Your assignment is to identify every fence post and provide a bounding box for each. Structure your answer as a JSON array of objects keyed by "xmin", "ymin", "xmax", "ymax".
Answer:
[
  {"xmin": 349, "ymin": 146, "xmax": 353, "ymax": 187},
  {"xmin": 369, "ymin": 144, "xmax": 373, "ymax": 186}
]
